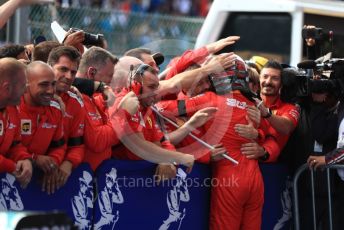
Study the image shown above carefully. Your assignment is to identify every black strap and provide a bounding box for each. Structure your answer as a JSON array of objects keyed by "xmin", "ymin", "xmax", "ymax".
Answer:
[
  {"xmin": 49, "ymin": 138, "xmax": 65, "ymax": 148},
  {"xmin": 10, "ymin": 140, "xmax": 20, "ymax": 148},
  {"xmin": 177, "ymin": 100, "xmax": 187, "ymax": 117},
  {"xmin": 160, "ymin": 136, "xmax": 167, "ymax": 143},
  {"xmin": 67, "ymin": 136, "xmax": 84, "ymax": 146}
]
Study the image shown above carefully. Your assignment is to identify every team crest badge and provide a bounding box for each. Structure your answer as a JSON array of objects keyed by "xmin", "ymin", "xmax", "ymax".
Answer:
[
  {"xmin": 0, "ymin": 120, "xmax": 3, "ymax": 136},
  {"xmin": 21, "ymin": 119, "xmax": 31, "ymax": 135}
]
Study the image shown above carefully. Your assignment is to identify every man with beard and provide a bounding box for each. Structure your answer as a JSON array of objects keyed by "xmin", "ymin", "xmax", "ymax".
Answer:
[
  {"xmin": 250, "ymin": 61, "xmax": 300, "ymax": 162},
  {"xmin": 19, "ymin": 61, "xmax": 66, "ymax": 192},
  {"xmin": 42, "ymin": 46, "xmax": 84, "ymax": 194}
]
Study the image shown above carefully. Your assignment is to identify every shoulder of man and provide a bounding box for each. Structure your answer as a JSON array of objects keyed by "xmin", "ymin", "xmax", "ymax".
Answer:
[
  {"xmin": 67, "ymin": 91, "xmax": 84, "ymax": 107},
  {"xmin": 50, "ymin": 100, "xmax": 62, "ymax": 111}
]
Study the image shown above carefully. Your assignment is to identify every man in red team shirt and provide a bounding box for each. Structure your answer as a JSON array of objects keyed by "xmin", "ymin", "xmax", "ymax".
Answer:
[
  {"xmin": 0, "ymin": 58, "xmax": 32, "ymax": 188},
  {"xmin": 111, "ymin": 64, "xmax": 195, "ymax": 176},
  {"xmin": 111, "ymin": 52, "xmax": 235, "ymax": 179},
  {"xmin": 241, "ymin": 61, "xmax": 300, "ymax": 162},
  {"xmin": 45, "ymin": 46, "xmax": 84, "ymax": 193},
  {"xmin": 75, "ymin": 47, "xmax": 120, "ymax": 171},
  {"xmin": 19, "ymin": 61, "xmax": 66, "ymax": 191},
  {"xmin": 157, "ymin": 55, "xmax": 267, "ymax": 230}
]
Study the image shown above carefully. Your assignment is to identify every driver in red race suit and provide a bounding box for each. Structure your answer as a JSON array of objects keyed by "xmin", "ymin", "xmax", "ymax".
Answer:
[{"xmin": 156, "ymin": 55, "xmax": 267, "ymax": 230}]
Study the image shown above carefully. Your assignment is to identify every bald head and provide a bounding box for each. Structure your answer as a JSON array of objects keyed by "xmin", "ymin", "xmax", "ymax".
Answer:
[
  {"xmin": 0, "ymin": 57, "xmax": 27, "ymax": 83},
  {"xmin": 111, "ymin": 56, "xmax": 143, "ymax": 92},
  {"xmin": 27, "ymin": 61, "xmax": 54, "ymax": 81},
  {"xmin": 0, "ymin": 58, "xmax": 27, "ymax": 108},
  {"xmin": 25, "ymin": 61, "xmax": 56, "ymax": 106}
]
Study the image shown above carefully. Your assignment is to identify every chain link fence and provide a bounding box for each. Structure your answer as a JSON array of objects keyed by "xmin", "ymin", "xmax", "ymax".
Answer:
[{"xmin": 28, "ymin": 5, "xmax": 204, "ymax": 59}]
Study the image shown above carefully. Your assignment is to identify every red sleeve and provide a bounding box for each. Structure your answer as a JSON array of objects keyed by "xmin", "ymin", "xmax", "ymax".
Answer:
[
  {"xmin": 109, "ymin": 91, "xmax": 143, "ymax": 139},
  {"xmin": 6, "ymin": 107, "xmax": 32, "ymax": 162},
  {"xmin": 278, "ymin": 103, "xmax": 300, "ymax": 128},
  {"xmin": 156, "ymin": 92, "xmax": 217, "ymax": 118},
  {"xmin": 83, "ymin": 95, "xmax": 119, "ymax": 153},
  {"xmin": 65, "ymin": 100, "xmax": 86, "ymax": 168},
  {"xmin": 48, "ymin": 112, "xmax": 66, "ymax": 166},
  {"xmin": 0, "ymin": 155, "xmax": 16, "ymax": 173},
  {"xmin": 165, "ymin": 47, "xmax": 209, "ymax": 80},
  {"xmin": 262, "ymin": 136, "xmax": 281, "ymax": 163}
]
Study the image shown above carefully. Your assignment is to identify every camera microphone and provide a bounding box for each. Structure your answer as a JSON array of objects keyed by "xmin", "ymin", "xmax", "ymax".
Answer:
[{"xmin": 297, "ymin": 60, "xmax": 316, "ymax": 69}]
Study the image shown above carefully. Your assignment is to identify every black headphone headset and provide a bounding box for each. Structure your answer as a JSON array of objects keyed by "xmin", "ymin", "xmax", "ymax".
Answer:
[{"xmin": 129, "ymin": 64, "xmax": 151, "ymax": 95}]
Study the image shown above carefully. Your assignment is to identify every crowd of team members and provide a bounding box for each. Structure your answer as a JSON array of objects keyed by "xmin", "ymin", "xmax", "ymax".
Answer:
[{"xmin": 4, "ymin": 30, "xmax": 335, "ymax": 229}]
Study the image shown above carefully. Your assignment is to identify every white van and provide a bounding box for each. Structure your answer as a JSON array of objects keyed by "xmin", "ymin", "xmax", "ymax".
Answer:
[{"xmin": 195, "ymin": 0, "xmax": 344, "ymax": 66}]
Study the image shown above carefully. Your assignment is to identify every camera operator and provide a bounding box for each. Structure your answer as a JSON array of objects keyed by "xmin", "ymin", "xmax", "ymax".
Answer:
[{"xmin": 281, "ymin": 27, "xmax": 344, "ymax": 229}]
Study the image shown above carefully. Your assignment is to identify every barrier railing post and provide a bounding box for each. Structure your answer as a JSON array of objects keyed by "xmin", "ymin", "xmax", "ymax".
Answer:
[
  {"xmin": 310, "ymin": 169, "xmax": 317, "ymax": 230},
  {"xmin": 326, "ymin": 168, "xmax": 333, "ymax": 230},
  {"xmin": 293, "ymin": 163, "xmax": 344, "ymax": 230},
  {"xmin": 292, "ymin": 164, "xmax": 308, "ymax": 230}
]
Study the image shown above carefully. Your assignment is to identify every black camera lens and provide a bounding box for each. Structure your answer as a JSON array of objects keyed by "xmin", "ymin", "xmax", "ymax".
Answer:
[{"xmin": 83, "ymin": 32, "xmax": 104, "ymax": 46}]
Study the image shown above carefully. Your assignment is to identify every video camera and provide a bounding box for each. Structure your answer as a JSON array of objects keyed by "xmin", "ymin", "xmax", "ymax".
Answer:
[
  {"xmin": 288, "ymin": 58, "xmax": 344, "ymax": 98},
  {"xmin": 70, "ymin": 28, "xmax": 104, "ymax": 47}
]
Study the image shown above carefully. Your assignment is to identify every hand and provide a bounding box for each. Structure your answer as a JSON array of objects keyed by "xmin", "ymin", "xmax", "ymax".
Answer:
[
  {"xmin": 42, "ymin": 170, "xmax": 59, "ymax": 195},
  {"xmin": 35, "ymin": 155, "xmax": 57, "ymax": 173},
  {"xmin": 241, "ymin": 142, "xmax": 265, "ymax": 159},
  {"xmin": 206, "ymin": 36, "xmax": 240, "ymax": 54},
  {"xmin": 118, "ymin": 91, "xmax": 139, "ymax": 115},
  {"xmin": 307, "ymin": 155, "xmax": 326, "ymax": 170},
  {"xmin": 54, "ymin": 94, "xmax": 66, "ymax": 116},
  {"xmin": 254, "ymin": 98, "xmax": 270, "ymax": 118},
  {"xmin": 154, "ymin": 163, "xmax": 177, "ymax": 185},
  {"xmin": 246, "ymin": 105, "xmax": 261, "ymax": 127},
  {"xmin": 184, "ymin": 107, "xmax": 217, "ymax": 131},
  {"xmin": 234, "ymin": 118, "xmax": 258, "ymax": 140},
  {"xmin": 210, "ymin": 144, "xmax": 228, "ymax": 161},
  {"xmin": 204, "ymin": 52, "xmax": 236, "ymax": 75},
  {"xmin": 69, "ymin": 86, "xmax": 83, "ymax": 100},
  {"xmin": 179, "ymin": 154, "xmax": 194, "ymax": 173},
  {"xmin": 102, "ymin": 86, "xmax": 116, "ymax": 107},
  {"xmin": 57, "ymin": 161, "xmax": 73, "ymax": 188},
  {"xmin": 63, "ymin": 29, "xmax": 85, "ymax": 54},
  {"xmin": 13, "ymin": 159, "xmax": 33, "ymax": 188}
]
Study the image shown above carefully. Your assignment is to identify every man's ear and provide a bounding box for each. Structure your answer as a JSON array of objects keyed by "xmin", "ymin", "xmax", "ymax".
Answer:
[
  {"xmin": 87, "ymin": 67, "xmax": 97, "ymax": 80},
  {"xmin": 1, "ymin": 81, "xmax": 11, "ymax": 94}
]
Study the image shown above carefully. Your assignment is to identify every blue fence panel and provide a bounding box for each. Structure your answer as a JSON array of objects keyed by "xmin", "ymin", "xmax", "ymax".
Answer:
[
  {"xmin": 260, "ymin": 163, "xmax": 291, "ymax": 230},
  {"xmin": 0, "ymin": 163, "xmax": 94, "ymax": 230},
  {"xmin": 93, "ymin": 159, "xmax": 211, "ymax": 230}
]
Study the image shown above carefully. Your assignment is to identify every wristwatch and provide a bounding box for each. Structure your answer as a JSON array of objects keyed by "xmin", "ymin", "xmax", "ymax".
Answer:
[
  {"xmin": 259, "ymin": 148, "xmax": 270, "ymax": 161},
  {"xmin": 262, "ymin": 108, "xmax": 272, "ymax": 118}
]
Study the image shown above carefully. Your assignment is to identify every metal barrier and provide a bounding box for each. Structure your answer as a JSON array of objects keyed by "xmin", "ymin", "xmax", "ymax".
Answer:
[{"xmin": 293, "ymin": 163, "xmax": 344, "ymax": 230}]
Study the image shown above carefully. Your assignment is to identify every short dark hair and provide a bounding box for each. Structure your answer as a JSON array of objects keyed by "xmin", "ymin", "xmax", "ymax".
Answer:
[
  {"xmin": 0, "ymin": 44, "xmax": 25, "ymax": 59},
  {"xmin": 47, "ymin": 46, "xmax": 81, "ymax": 67},
  {"xmin": 124, "ymin": 48, "xmax": 152, "ymax": 61},
  {"xmin": 262, "ymin": 60, "xmax": 283, "ymax": 72},
  {"xmin": 32, "ymin": 41, "xmax": 62, "ymax": 62}
]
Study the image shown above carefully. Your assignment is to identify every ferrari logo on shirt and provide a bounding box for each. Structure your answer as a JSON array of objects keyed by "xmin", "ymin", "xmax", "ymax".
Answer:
[
  {"xmin": 21, "ymin": 119, "xmax": 31, "ymax": 135},
  {"xmin": 147, "ymin": 117, "xmax": 153, "ymax": 128},
  {"xmin": 0, "ymin": 120, "xmax": 3, "ymax": 136}
]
